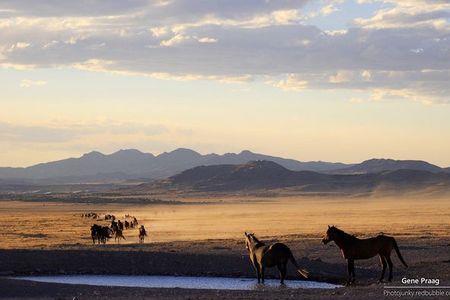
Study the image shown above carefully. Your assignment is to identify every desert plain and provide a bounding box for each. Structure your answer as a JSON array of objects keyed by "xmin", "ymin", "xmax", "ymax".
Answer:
[{"xmin": 0, "ymin": 194, "xmax": 449, "ymax": 299}]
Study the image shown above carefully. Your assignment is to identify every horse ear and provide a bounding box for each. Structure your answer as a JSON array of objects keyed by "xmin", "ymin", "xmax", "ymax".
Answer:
[
  {"xmin": 328, "ymin": 225, "xmax": 331, "ymax": 229},
  {"xmin": 244, "ymin": 232, "xmax": 248, "ymax": 236}
]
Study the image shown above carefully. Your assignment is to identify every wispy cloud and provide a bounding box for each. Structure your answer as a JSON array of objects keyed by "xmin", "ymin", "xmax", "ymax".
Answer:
[
  {"xmin": 0, "ymin": 121, "xmax": 168, "ymax": 144},
  {"xmin": 20, "ymin": 79, "xmax": 47, "ymax": 88},
  {"xmin": 0, "ymin": 0, "xmax": 449, "ymax": 103}
]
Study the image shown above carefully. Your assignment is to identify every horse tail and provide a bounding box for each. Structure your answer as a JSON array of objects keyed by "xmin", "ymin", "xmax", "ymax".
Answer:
[
  {"xmin": 289, "ymin": 251, "xmax": 309, "ymax": 278},
  {"xmin": 392, "ymin": 238, "xmax": 408, "ymax": 268}
]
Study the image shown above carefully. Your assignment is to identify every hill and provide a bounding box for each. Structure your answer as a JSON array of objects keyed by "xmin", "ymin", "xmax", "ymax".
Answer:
[
  {"xmin": 159, "ymin": 161, "xmax": 450, "ymax": 193},
  {"xmin": 0, "ymin": 149, "xmax": 348, "ymax": 184},
  {"xmin": 331, "ymin": 159, "xmax": 444, "ymax": 174}
]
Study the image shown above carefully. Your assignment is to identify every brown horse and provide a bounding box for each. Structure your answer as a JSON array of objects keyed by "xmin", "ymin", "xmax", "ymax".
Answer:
[
  {"xmin": 139, "ymin": 225, "xmax": 148, "ymax": 243},
  {"xmin": 114, "ymin": 229, "xmax": 126, "ymax": 244},
  {"xmin": 322, "ymin": 226, "xmax": 408, "ymax": 284},
  {"xmin": 90, "ymin": 224, "xmax": 112, "ymax": 244},
  {"xmin": 244, "ymin": 232, "xmax": 309, "ymax": 284}
]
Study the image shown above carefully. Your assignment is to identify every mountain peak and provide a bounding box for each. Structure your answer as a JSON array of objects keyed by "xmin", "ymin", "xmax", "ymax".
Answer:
[
  {"xmin": 165, "ymin": 148, "xmax": 201, "ymax": 157},
  {"xmin": 239, "ymin": 150, "xmax": 255, "ymax": 155},
  {"xmin": 110, "ymin": 149, "xmax": 150, "ymax": 157},
  {"xmin": 334, "ymin": 158, "xmax": 443, "ymax": 174},
  {"xmin": 244, "ymin": 160, "xmax": 287, "ymax": 170},
  {"xmin": 81, "ymin": 151, "xmax": 105, "ymax": 158},
  {"xmin": 171, "ymin": 148, "xmax": 199, "ymax": 154},
  {"xmin": 115, "ymin": 148, "xmax": 143, "ymax": 154}
]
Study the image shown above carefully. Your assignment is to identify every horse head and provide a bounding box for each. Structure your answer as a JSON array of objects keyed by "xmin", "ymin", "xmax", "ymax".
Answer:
[
  {"xmin": 244, "ymin": 232, "xmax": 256, "ymax": 250},
  {"xmin": 322, "ymin": 225, "xmax": 337, "ymax": 244}
]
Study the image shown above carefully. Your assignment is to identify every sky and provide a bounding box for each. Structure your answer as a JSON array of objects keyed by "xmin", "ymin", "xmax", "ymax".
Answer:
[{"xmin": 0, "ymin": 0, "xmax": 450, "ymax": 167}]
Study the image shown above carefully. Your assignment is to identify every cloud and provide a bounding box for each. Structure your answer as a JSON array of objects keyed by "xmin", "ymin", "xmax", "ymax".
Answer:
[
  {"xmin": 0, "ymin": 121, "xmax": 168, "ymax": 144},
  {"xmin": 196, "ymin": 36, "xmax": 217, "ymax": 43},
  {"xmin": 0, "ymin": 0, "xmax": 151, "ymax": 17},
  {"xmin": 20, "ymin": 79, "xmax": 47, "ymax": 87},
  {"xmin": 0, "ymin": 0, "xmax": 449, "ymax": 103},
  {"xmin": 321, "ymin": 4, "xmax": 339, "ymax": 16},
  {"xmin": 160, "ymin": 34, "xmax": 190, "ymax": 47},
  {"xmin": 354, "ymin": 3, "xmax": 450, "ymax": 29},
  {"xmin": 270, "ymin": 69, "xmax": 450, "ymax": 104}
]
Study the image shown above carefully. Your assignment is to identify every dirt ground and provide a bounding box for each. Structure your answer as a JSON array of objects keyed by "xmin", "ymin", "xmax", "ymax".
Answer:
[
  {"xmin": 0, "ymin": 197, "xmax": 449, "ymax": 299},
  {"xmin": 1, "ymin": 196, "xmax": 449, "ymax": 248}
]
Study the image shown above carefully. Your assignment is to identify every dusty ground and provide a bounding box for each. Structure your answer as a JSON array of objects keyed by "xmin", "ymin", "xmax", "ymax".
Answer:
[
  {"xmin": 0, "ymin": 197, "xmax": 449, "ymax": 299},
  {"xmin": 1, "ymin": 196, "xmax": 449, "ymax": 248}
]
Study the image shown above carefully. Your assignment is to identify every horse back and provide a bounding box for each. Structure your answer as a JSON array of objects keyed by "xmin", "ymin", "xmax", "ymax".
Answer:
[
  {"xmin": 261, "ymin": 243, "xmax": 292, "ymax": 267},
  {"xmin": 347, "ymin": 235, "xmax": 395, "ymax": 259}
]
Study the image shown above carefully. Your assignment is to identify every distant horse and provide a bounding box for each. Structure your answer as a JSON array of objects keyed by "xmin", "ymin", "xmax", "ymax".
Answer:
[
  {"xmin": 114, "ymin": 229, "xmax": 126, "ymax": 243},
  {"xmin": 90, "ymin": 224, "xmax": 101, "ymax": 244},
  {"xmin": 111, "ymin": 220, "xmax": 118, "ymax": 234},
  {"xmin": 124, "ymin": 220, "xmax": 130, "ymax": 230},
  {"xmin": 100, "ymin": 226, "xmax": 112, "ymax": 244},
  {"xmin": 322, "ymin": 226, "xmax": 408, "ymax": 284},
  {"xmin": 132, "ymin": 217, "xmax": 138, "ymax": 227},
  {"xmin": 91, "ymin": 224, "xmax": 111, "ymax": 244},
  {"xmin": 139, "ymin": 225, "xmax": 147, "ymax": 243},
  {"xmin": 117, "ymin": 220, "xmax": 124, "ymax": 231},
  {"xmin": 83, "ymin": 212, "xmax": 98, "ymax": 219},
  {"xmin": 244, "ymin": 232, "xmax": 309, "ymax": 284}
]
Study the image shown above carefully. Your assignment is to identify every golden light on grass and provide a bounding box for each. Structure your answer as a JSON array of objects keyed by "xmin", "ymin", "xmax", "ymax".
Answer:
[{"xmin": 1, "ymin": 196, "xmax": 449, "ymax": 249}]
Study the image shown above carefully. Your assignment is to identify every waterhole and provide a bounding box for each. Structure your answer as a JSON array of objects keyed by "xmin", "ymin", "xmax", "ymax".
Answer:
[{"xmin": 13, "ymin": 275, "xmax": 341, "ymax": 290}]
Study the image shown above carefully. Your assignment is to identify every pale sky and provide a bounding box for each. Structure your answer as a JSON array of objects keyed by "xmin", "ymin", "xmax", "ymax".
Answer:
[{"xmin": 0, "ymin": 0, "xmax": 449, "ymax": 167}]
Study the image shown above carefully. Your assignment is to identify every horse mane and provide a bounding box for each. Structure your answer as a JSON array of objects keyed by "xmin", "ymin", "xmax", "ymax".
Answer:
[
  {"xmin": 332, "ymin": 226, "xmax": 358, "ymax": 242},
  {"xmin": 250, "ymin": 234, "xmax": 265, "ymax": 247}
]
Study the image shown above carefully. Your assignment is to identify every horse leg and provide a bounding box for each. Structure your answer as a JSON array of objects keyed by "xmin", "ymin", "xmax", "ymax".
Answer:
[
  {"xmin": 346, "ymin": 259, "xmax": 353, "ymax": 285},
  {"xmin": 378, "ymin": 255, "xmax": 387, "ymax": 283},
  {"xmin": 260, "ymin": 265, "xmax": 265, "ymax": 284},
  {"xmin": 350, "ymin": 259, "xmax": 356, "ymax": 284},
  {"xmin": 386, "ymin": 256, "xmax": 393, "ymax": 282},
  {"xmin": 281, "ymin": 263, "xmax": 287, "ymax": 284},
  {"xmin": 277, "ymin": 264, "xmax": 282, "ymax": 283},
  {"xmin": 277, "ymin": 264, "xmax": 285, "ymax": 284},
  {"xmin": 253, "ymin": 261, "xmax": 260, "ymax": 283}
]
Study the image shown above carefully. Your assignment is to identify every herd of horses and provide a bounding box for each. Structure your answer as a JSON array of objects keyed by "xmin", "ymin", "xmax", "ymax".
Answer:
[
  {"xmin": 83, "ymin": 213, "xmax": 147, "ymax": 244},
  {"xmin": 245, "ymin": 226, "xmax": 407, "ymax": 285},
  {"xmin": 82, "ymin": 212, "xmax": 408, "ymax": 285}
]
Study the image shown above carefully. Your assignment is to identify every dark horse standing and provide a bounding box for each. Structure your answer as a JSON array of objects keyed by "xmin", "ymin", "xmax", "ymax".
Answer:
[
  {"xmin": 244, "ymin": 232, "xmax": 309, "ymax": 284},
  {"xmin": 322, "ymin": 226, "xmax": 408, "ymax": 284}
]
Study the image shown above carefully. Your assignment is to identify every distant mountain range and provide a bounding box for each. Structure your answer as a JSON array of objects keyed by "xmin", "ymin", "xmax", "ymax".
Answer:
[
  {"xmin": 159, "ymin": 160, "xmax": 450, "ymax": 194},
  {"xmin": 330, "ymin": 158, "xmax": 444, "ymax": 174},
  {"xmin": 0, "ymin": 148, "xmax": 448, "ymax": 185}
]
